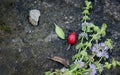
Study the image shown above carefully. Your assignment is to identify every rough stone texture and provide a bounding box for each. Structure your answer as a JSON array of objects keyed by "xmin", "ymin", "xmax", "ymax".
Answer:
[
  {"xmin": 0, "ymin": 0, "xmax": 120, "ymax": 75},
  {"xmin": 104, "ymin": 0, "xmax": 120, "ymax": 21},
  {"xmin": 44, "ymin": 32, "xmax": 59, "ymax": 42},
  {"xmin": 64, "ymin": 0, "xmax": 84, "ymax": 8}
]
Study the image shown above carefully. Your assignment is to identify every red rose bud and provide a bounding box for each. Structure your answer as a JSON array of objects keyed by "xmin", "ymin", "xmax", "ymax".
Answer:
[{"xmin": 67, "ymin": 32, "xmax": 77, "ymax": 45}]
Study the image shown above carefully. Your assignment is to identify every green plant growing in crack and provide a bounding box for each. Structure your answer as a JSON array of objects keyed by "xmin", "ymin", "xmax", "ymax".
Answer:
[{"xmin": 45, "ymin": 0, "xmax": 120, "ymax": 75}]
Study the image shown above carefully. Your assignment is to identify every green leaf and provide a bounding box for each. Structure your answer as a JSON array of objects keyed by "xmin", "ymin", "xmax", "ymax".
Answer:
[
  {"xmin": 85, "ymin": 42, "xmax": 92, "ymax": 49},
  {"xmin": 85, "ymin": 0, "xmax": 90, "ymax": 6},
  {"xmin": 76, "ymin": 44, "xmax": 80, "ymax": 50},
  {"xmin": 111, "ymin": 59, "xmax": 120, "ymax": 67},
  {"xmin": 101, "ymin": 31, "xmax": 106, "ymax": 37},
  {"xmin": 116, "ymin": 61, "xmax": 120, "ymax": 66},
  {"xmin": 94, "ymin": 62, "xmax": 103, "ymax": 73},
  {"xmin": 82, "ymin": 9, "xmax": 89, "ymax": 15},
  {"xmin": 105, "ymin": 39, "xmax": 113, "ymax": 49},
  {"xmin": 72, "ymin": 53, "xmax": 81, "ymax": 60},
  {"xmin": 82, "ymin": 15, "xmax": 90, "ymax": 21},
  {"xmin": 94, "ymin": 26, "xmax": 100, "ymax": 32},
  {"xmin": 82, "ymin": 25, "xmax": 87, "ymax": 32},
  {"xmin": 81, "ymin": 50, "xmax": 87, "ymax": 57},
  {"xmin": 45, "ymin": 71, "xmax": 51, "ymax": 75},
  {"xmin": 85, "ymin": 0, "xmax": 92, "ymax": 9},
  {"xmin": 86, "ymin": 26, "xmax": 93, "ymax": 32},
  {"xmin": 104, "ymin": 62, "xmax": 111, "ymax": 69},
  {"xmin": 101, "ymin": 23, "xmax": 107, "ymax": 31},
  {"xmin": 76, "ymin": 43, "xmax": 84, "ymax": 50},
  {"xmin": 78, "ymin": 36, "xmax": 81, "ymax": 40},
  {"xmin": 65, "ymin": 69, "xmax": 70, "ymax": 75},
  {"xmin": 69, "ymin": 64, "xmax": 76, "ymax": 70},
  {"xmin": 92, "ymin": 34, "xmax": 101, "ymax": 41},
  {"xmin": 100, "ymin": 23, "xmax": 107, "ymax": 37},
  {"xmin": 112, "ymin": 58, "xmax": 117, "ymax": 68},
  {"xmin": 69, "ymin": 64, "xmax": 79, "ymax": 73},
  {"xmin": 54, "ymin": 23, "xmax": 65, "ymax": 39}
]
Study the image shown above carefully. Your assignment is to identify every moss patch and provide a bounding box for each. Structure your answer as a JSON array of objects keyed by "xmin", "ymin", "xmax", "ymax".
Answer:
[{"xmin": 0, "ymin": 25, "xmax": 11, "ymax": 33}]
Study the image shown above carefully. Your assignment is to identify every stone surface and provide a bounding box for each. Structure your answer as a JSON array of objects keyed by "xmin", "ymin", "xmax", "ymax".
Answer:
[
  {"xmin": 64, "ymin": 0, "xmax": 84, "ymax": 8},
  {"xmin": 44, "ymin": 32, "xmax": 59, "ymax": 42},
  {"xmin": 0, "ymin": 0, "xmax": 120, "ymax": 75},
  {"xmin": 104, "ymin": 0, "xmax": 120, "ymax": 21},
  {"xmin": 29, "ymin": 9, "xmax": 40, "ymax": 26}
]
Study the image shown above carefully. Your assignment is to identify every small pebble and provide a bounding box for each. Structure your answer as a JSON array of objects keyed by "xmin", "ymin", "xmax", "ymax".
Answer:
[{"xmin": 29, "ymin": 9, "xmax": 41, "ymax": 26}]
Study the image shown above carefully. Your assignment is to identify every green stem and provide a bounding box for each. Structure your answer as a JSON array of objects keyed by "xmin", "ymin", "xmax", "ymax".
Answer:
[
  {"xmin": 80, "ymin": 56, "xmax": 84, "ymax": 61},
  {"xmin": 98, "ymin": 57, "xmax": 103, "ymax": 63},
  {"xmin": 69, "ymin": 64, "xmax": 79, "ymax": 73},
  {"xmin": 89, "ymin": 38, "xmax": 93, "ymax": 43},
  {"xmin": 78, "ymin": 37, "xmax": 84, "ymax": 53},
  {"xmin": 50, "ymin": 72, "xmax": 56, "ymax": 75},
  {"xmin": 86, "ymin": 53, "xmax": 96, "ymax": 65}
]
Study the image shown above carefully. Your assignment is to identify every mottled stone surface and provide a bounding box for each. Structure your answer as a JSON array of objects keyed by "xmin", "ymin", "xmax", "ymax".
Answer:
[
  {"xmin": 104, "ymin": 0, "xmax": 120, "ymax": 21},
  {"xmin": 0, "ymin": 0, "xmax": 120, "ymax": 75}
]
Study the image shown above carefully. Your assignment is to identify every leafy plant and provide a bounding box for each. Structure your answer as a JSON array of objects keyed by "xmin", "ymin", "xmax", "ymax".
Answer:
[{"xmin": 45, "ymin": 0, "xmax": 120, "ymax": 75}]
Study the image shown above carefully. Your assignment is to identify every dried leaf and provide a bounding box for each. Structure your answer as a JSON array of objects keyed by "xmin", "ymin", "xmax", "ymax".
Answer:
[{"xmin": 49, "ymin": 56, "xmax": 69, "ymax": 67}]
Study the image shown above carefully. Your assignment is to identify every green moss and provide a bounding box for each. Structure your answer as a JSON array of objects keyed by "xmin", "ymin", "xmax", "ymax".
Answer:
[{"xmin": 0, "ymin": 25, "xmax": 11, "ymax": 33}]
